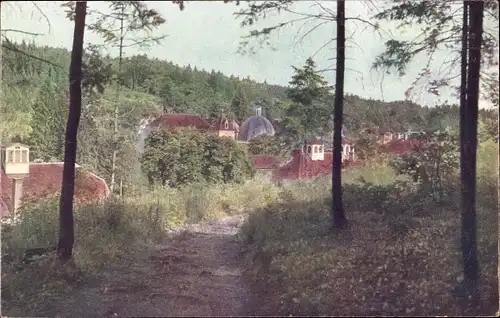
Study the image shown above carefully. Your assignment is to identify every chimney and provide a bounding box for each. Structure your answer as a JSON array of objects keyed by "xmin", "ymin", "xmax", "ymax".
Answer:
[{"xmin": 256, "ymin": 107, "xmax": 262, "ymax": 116}]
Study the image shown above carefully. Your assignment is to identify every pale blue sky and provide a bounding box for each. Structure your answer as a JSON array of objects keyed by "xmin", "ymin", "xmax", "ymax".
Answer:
[{"xmin": 1, "ymin": 1, "xmax": 496, "ymax": 108}]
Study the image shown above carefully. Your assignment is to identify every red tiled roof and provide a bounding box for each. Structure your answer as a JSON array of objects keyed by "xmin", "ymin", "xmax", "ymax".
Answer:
[
  {"xmin": 149, "ymin": 114, "xmax": 211, "ymax": 131},
  {"xmin": 272, "ymin": 149, "xmax": 363, "ymax": 181},
  {"xmin": 1, "ymin": 163, "xmax": 109, "ymax": 218},
  {"xmin": 251, "ymin": 155, "xmax": 281, "ymax": 170},
  {"xmin": 380, "ymin": 139, "xmax": 421, "ymax": 155},
  {"xmin": 272, "ymin": 151, "xmax": 328, "ymax": 181}
]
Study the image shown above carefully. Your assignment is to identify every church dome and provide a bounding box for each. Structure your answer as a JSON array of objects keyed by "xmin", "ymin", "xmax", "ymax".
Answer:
[{"xmin": 238, "ymin": 115, "xmax": 276, "ymax": 142}]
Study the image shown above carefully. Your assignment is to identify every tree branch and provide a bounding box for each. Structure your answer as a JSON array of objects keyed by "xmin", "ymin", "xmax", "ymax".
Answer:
[{"xmin": 1, "ymin": 29, "xmax": 43, "ymax": 36}]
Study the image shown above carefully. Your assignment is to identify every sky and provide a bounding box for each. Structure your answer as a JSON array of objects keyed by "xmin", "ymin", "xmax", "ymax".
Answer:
[{"xmin": 1, "ymin": 1, "xmax": 496, "ymax": 108}]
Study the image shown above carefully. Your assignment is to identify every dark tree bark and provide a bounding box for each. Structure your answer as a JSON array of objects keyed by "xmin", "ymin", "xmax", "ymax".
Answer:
[
  {"xmin": 460, "ymin": 0, "xmax": 483, "ymax": 306},
  {"xmin": 332, "ymin": 0, "xmax": 346, "ymax": 229},
  {"xmin": 57, "ymin": 1, "xmax": 87, "ymax": 262},
  {"xmin": 459, "ymin": 2, "xmax": 468, "ymax": 148}
]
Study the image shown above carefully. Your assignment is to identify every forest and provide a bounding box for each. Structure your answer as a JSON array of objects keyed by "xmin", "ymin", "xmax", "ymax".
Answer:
[{"xmin": 2, "ymin": 41, "xmax": 496, "ymax": 189}]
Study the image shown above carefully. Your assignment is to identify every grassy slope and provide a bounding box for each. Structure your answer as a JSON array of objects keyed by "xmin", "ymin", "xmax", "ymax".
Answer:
[{"xmin": 239, "ymin": 140, "xmax": 499, "ymax": 316}]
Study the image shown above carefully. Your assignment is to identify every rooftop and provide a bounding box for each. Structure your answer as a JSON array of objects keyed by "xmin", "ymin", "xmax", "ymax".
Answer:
[{"xmin": 1, "ymin": 162, "xmax": 110, "ymax": 218}]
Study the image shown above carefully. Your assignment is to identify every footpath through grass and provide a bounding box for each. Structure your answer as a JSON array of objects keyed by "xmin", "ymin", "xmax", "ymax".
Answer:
[{"xmin": 0, "ymin": 177, "xmax": 279, "ymax": 316}]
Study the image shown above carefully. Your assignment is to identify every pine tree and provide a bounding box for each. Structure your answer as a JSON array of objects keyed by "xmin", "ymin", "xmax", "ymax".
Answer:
[
  {"xmin": 280, "ymin": 57, "xmax": 331, "ymax": 145},
  {"xmin": 231, "ymin": 85, "xmax": 249, "ymax": 122}
]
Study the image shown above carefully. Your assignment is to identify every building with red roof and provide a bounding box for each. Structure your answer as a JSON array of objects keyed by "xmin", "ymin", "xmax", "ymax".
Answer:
[
  {"xmin": 379, "ymin": 139, "xmax": 421, "ymax": 156},
  {"xmin": 148, "ymin": 114, "xmax": 212, "ymax": 131},
  {"xmin": 144, "ymin": 113, "xmax": 240, "ymax": 140},
  {"xmin": 251, "ymin": 155, "xmax": 282, "ymax": 170},
  {"xmin": 1, "ymin": 158, "xmax": 110, "ymax": 219},
  {"xmin": 273, "ymin": 139, "xmax": 360, "ymax": 181}
]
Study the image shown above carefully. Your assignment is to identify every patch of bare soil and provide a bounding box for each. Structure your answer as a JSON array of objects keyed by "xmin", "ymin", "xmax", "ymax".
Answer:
[{"xmin": 40, "ymin": 215, "xmax": 271, "ymax": 317}]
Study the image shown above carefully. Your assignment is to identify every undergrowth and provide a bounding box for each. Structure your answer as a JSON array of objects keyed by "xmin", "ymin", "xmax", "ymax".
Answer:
[
  {"xmin": 239, "ymin": 140, "xmax": 498, "ymax": 316},
  {"xmin": 0, "ymin": 175, "xmax": 279, "ymax": 315}
]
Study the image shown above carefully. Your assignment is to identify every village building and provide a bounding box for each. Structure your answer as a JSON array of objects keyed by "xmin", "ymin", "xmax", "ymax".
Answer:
[
  {"xmin": 237, "ymin": 108, "xmax": 276, "ymax": 143},
  {"xmin": 272, "ymin": 139, "xmax": 359, "ymax": 181},
  {"xmin": 251, "ymin": 155, "xmax": 282, "ymax": 178},
  {"xmin": 363, "ymin": 126, "xmax": 422, "ymax": 144},
  {"xmin": 379, "ymin": 139, "xmax": 422, "ymax": 156},
  {"xmin": 0, "ymin": 143, "xmax": 110, "ymax": 218},
  {"xmin": 136, "ymin": 113, "xmax": 241, "ymax": 153},
  {"xmin": 136, "ymin": 111, "xmax": 360, "ymax": 181},
  {"xmin": 249, "ymin": 138, "xmax": 358, "ymax": 182},
  {"xmin": 137, "ymin": 110, "xmax": 277, "ymax": 152}
]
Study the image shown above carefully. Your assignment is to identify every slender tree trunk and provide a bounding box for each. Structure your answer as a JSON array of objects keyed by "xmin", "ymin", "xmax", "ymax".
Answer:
[
  {"xmin": 110, "ymin": 5, "xmax": 125, "ymax": 193},
  {"xmin": 57, "ymin": 1, "xmax": 87, "ymax": 262},
  {"xmin": 461, "ymin": 0, "xmax": 483, "ymax": 308},
  {"xmin": 332, "ymin": 0, "xmax": 346, "ymax": 229}
]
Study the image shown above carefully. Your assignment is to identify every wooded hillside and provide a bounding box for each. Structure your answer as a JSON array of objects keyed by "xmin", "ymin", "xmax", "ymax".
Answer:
[{"xmin": 2, "ymin": 41, "xmax": 495, "ymax": 190}]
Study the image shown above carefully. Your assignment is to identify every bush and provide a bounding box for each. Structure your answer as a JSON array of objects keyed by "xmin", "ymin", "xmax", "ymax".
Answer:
[
  {"xmin": 247, "ymin": 134, "xmax": 282, "ymax": 156},
  {"xmin": 239, "ymin": 154, "xmax": 498, "ymax": 316},
  {"xmin": 1, "ymin": 176, "xmax": 281, "ymax": 315},
  {"xmin": 390, "ymin": 129, "xmax": 459, "ymax": 203},
  {"xmin": 140, "ymin": 128, "xmax": 255, "ymax": 187}
]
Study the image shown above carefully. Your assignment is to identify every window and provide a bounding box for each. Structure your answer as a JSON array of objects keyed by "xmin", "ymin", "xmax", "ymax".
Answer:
[
  {"xmin": 21, "ymin": 150, "xmax": 28, "ymax": 163},
  {"xmin": 314, "ymin": 146, "xmax": 318, "ymax": 153},
  {"xmin": 307, "ymin": 146, "xmax": 312, "ymax": 153},
  {"xmin": 14, "ymin": 149, "xmax": 21, "ymax": 163},
  {"xmin": 224, "ymin": 120, "xmax": 229, "ymax": 130},
  {"xmin": 7, "ymin": 150, "xmax": 14, "ymax": 163}
]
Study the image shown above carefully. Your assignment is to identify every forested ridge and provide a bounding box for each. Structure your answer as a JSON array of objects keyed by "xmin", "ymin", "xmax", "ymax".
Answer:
[{"xmin": 1, "ymin": 41, "xmax": 496, "ymax": 188}]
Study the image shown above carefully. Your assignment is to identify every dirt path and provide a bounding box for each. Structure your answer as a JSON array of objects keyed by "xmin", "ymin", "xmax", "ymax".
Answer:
[{"xmin": 50, "ymin": 215, "xmax": 267, "ymax": 317}]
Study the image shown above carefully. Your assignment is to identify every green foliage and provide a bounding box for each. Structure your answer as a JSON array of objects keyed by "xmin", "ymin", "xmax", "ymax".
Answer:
[
  {"xmin": 478, "ymin": 110, "xmax": 499, "ymax": 141},
  {"xmin": 141, "ymin": 128, "xmax": 254, "ymax": 187},
  {"xmin": 353, "ymin": 134, "xmax": 379, "ymax": 160},
  {"xmin": 3, "ymin": 42, "xmax": 491, "ymax": 192},
  {"xmin": 247, "ymin": 134, "xmax": 282, "ymax": 156},
  {"xmin": 28, "ymin": 76, "xmax": 68, "ymax": 160},
  {"xmin": 279, "ymin": 58, "xmax": 332, "ymax": 148},
  {"xmin": 373, "ymin": 1, "xmax": 498, "ymax": 102},
  {"xmin": 231, "ymin": 85, "xmax": 250, "ymax": 121},
  {"xmin": 390, "ymin": 130, "xmax": 459, "ymax": 202},
  {"xmin": 0, "ymin": 175, "xmax": 281, "ymax": 316},
  {"xmin": 239, "ymin": 154, "xmax": 497, "ymax": 316},
  {"xmin": 82, "ymin": 45, "xmax": 114, "ymax": 97}
]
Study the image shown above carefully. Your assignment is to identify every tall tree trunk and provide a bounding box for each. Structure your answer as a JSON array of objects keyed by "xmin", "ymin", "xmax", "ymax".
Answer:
[
  {"xmin": 110, "ymin": 5, "xmax": 125, "ymax": 194},
  {"xmin": 461, "ymin": 0, "xmax": 483, "ymax": 307},
  {"xmin": 332, "ymin": 0, "xmax": 346, "ymax": 229},
  {"xmin": 57, "ymin": 1, "xmax": 87, "ymax": 262},
  {"xmin": 459, "ymin": 1, "xmax": 468, "ymax": 167}
]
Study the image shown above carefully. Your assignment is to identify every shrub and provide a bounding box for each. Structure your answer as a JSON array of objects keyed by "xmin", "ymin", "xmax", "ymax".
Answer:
[
  {"xmin": 247, "ymin": 134, "xmax": 282, "ymax": 156},
  {"xmin": 239, "ymin": 156, "xmax": 497, "ymax": 316},
  {"xmin": 0, "ymin": 176, "xmax": 283, "ymax": 314},
  {"xmin": 141, "ymin": 128, "xmax": 255, "ymax": 187},
  {"xmin": 390, "ymin": 129, "xmax": 459, "ymax": 202}
]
